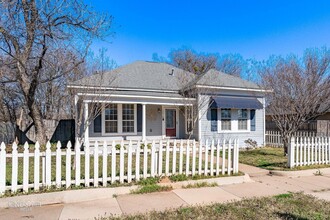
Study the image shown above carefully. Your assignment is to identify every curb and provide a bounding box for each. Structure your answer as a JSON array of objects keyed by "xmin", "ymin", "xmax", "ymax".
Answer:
[
  {"xmin": 270, "ymin": 167, "xmax": 330, "ymax": 177},
  {"xmin": 0, "ymin": 175, "xmax": 251, "ymax": 208}
]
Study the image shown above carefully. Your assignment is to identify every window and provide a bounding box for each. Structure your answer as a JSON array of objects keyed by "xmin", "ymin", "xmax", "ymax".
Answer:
[
  {"xmin": 122, "ymin": 104, "xmax": 135, "ymax": 133},
  {"xmin": 238, "ymin": 109, "xmax": 248, "ymax": 130},
  {"xmin": 250, "ymin": 109, "xmax": 256, "ymax": 131},
  {"xmin": 221, "ymin": 109, "xmax": 231, "ymax": 130},
  {"xmin": 185, "ymin": 106, "xmax": 194, "ymax": 134},
  {"xmin": 105, "ymin": 104, "xmax": 118, "ymax": 133}
]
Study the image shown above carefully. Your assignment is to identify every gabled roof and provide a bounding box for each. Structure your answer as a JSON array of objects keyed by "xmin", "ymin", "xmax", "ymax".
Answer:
[
  {"xmin": 195, "ymin": 69, "xmax": 260, "ymax": 89},
  {"xmin": 69, "ymin": 61, "xmax": 196, "ymax": 92},
  {"xmin": 69, "ymin": 61, "xmax": 262, "ymax": 93}
]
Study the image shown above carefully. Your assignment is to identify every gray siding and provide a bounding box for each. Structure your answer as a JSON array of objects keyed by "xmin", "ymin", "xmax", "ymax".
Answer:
[
  {"xmin": 146, "ymin": 105, "xmax": 162, "ymax": 136},
  {"xmin": 198, "ymin": 94, "xmax": 265, "ymax": 147}
]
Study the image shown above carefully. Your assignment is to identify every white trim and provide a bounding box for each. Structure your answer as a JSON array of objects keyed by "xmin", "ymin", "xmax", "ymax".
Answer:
[
  {"xmin": 83, "ymin": 100, "xmax": 193, "ymax": 106},
  {"xmin": 218, "ymin": 108, "xmax": 251, "ymax": 133},
  {"xmin": 84, "ymin": 103, "xmax": 89, "ymax": 143},
  {"xmin": 195, "ymin": 85, "xmax": 271, "ymax": 93},
  {"xmin": 101, "ymin": 103, "xmax": 138, "ymax": 136},
  {"xmin": 142, "ymin": 104, "xmax": 146, "ymax": 141},
  {"xmin": 185, "ymin": 106, "xmax": 194, "ymax": 135},
  {"xmin": 162, "ymin": 106, "xmax": 179, "ymax": 138},
  {"xmin": 68, "ymin": 85, "xmax": 178, "ymax": 93},
  {"xmin": 77, "ymin": 92, "xmax": 196, "ymax": 101}
]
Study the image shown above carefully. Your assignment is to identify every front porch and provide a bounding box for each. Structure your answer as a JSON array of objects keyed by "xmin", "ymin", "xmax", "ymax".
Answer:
[{"xmin": 81, "ymin": 95, "xmax": 196, "ymax": 143}]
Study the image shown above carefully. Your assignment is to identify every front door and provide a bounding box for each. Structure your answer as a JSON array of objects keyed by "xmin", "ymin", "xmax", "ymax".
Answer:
[{"xmin": 165, "ymin": 109, "xmax": 176, "ymax": 137}]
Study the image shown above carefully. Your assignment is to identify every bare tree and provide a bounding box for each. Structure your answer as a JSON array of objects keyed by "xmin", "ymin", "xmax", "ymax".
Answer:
[
  {"xmin": 260, "ymin": 48, "xmax": 330, "ymax": 154},
  {"xmin": 0, "ymin": 0, "xmax": 113, "ymax": 145},
  {"xmin": 169, "ymin": 48, "xmax": 217, "ymax": 75},
  {"xmin": 68, "ymin": 48, "xmax": 117, "ymax": 143}
]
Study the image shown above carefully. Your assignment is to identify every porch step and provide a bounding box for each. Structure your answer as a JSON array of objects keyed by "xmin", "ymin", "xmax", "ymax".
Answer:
[{"xmin": 239, "ymin": 163, "xmax": 270, "ymax": 177}]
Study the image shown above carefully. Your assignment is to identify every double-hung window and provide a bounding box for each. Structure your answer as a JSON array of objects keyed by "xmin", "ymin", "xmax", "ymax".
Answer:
[
  {"xmin": 238, "ymin": 109, "xmax": 248, "ymax": 130},
  {"xmin": 105, "ymin": 104, "xmax": 118, "ymax": 133},
  {"xmin": 220, "ymin": 109, "xmax": 231, "ymax": 130},
  {"xmin": 122, "ymin": 104, "xmax": 135, "ymax": 133}
]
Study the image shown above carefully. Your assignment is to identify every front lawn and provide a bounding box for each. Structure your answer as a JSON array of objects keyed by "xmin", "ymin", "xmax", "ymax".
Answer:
[
  {"xmin": 102, "ymin": 193, "xmax": 330, "ymax": 220},
  {"xmin": 239, "ymin": 147, "xmax": 287, "ymax": 170},
  {"xmin": 239, "ymin": 147, "xmax": 330, "ymax": 171}
]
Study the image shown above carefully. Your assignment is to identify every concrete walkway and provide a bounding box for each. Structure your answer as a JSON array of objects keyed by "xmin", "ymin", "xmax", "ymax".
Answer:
[{"xmin": 2, "ymin": 173, "xmax": 330, "ymax": 219}]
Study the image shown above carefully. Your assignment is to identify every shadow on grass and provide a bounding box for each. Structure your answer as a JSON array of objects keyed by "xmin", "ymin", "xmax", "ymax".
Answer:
[{"xmin": 276, "ymin": 212, "xmax": 308, "ymax": 220}]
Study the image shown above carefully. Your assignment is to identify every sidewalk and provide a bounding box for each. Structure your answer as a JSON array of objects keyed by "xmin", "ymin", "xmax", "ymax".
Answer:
[{"xmin": 1, "ymin": 171, "xmax": 330, "ymax": 219}]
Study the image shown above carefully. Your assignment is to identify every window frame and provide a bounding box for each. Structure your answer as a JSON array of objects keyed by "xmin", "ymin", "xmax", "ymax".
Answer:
[
  {"xmin": 217, "ymin": 108, "xmax": 251, "ymax": 133},
  {"xmin": 102, "ymin": 103, "xmax": 137, "ymax": 136}
]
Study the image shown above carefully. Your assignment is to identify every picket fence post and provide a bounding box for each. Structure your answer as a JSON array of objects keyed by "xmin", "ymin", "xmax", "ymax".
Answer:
[
  {"xmin": 288, "ymin": 137, "xmax": 295, "ymax": 168},
  {"xmin": 66, "ymin": 141, "xmax": 72, "ymax": 189},
  {"xmin": 12, "ymin": 142, "xmax": 18, "ymax": 192},
  {"xmin": 23, "ymin": 142, "xmax": 29, "ymax": 193},
  {"xmin": 0, "ymin": 142, "xmax": 6, "ymax": 195},
  {"xmin": 56, "ymin": 141, "xmax": 62, "ymax": 188}
]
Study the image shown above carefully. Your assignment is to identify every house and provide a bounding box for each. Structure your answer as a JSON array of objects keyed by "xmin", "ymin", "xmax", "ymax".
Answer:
[{"xmin": 68, "ymin": 61, "xmax": 267, "ymax": 146}]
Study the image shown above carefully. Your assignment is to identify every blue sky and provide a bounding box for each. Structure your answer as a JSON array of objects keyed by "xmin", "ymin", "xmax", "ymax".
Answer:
[{"xmin": 89, "ymin": 0, "xmax": 330, "ymax": 66}]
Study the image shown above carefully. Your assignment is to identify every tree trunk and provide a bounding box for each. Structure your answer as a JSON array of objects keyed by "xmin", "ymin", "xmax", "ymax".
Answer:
[{"xmin": 28, "ymin": 102, "xmax": 47, "ymax": 145}]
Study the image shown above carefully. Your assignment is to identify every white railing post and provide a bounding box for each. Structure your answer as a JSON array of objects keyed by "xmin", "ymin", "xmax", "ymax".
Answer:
[
  {"xmin": 94, "ymin": 141, "xmax": 99, "ymax": 187},
  {"xmin": 12, "ymin": 142, "xmax": 18, "ymax": 193},
  {"xmin": 0, "ymin": 142, "xmax": 6, "ymax": 195},
  {"xmin": 288, "ymin": 137, "xmax": 295, "ymax": 168},
  {"xmin": 34, "ymin": 142, "xmax": 40, "ymax": 191},
  {"xmin": 215, "ymin": 139, "xmax": 220, "ymax": 176},
  {"xmin": 185, "ymin": 139, "xmax": 190, "ymax": 176},
  {"xmin": 210, "ymin": 139, "xmax": 215, "ymax": 176},
  {"xmin": 66, "ymin": 141, "xmax": 72, "ymax": 189},
  {"xmin": 119, "ymin": 141, "xmax": 124, "ymax": 183},
  {"xmin": 204, "ymin": 139, "xmax": 209, "ymax": 176},
  {"xmin": 45, "ymin": 141, "xmax": 52, "ymax": 187},
  {"xmin": 165, "ymin": 140, "xmax": 170, "ymax": 176},
  {"xmin": 111, "ymin": 141, "xmax": 116, "ymax": 183},
  {"xmin": 192, "ymin": 140, "xmax": 196, "ymax": 176},
  {"xmin": 75, "ymin": 139, "xmax": 81, "ymax": 187},
  {"xmin": 56, "ymin": 141, "xmax": 62, "ymax": 188},
  {"xmin": 227, "ymin": 139, "xmax": 232, "ymax": 175},
  {"xmin": 135, "ymin": 140, "xmax": 141, "ymax": 181},
  {"xmin": 172, "ymin": 140, "xmax": 177, "ymax": 174},
  {"xmin": 143, "ymin": 141, "xmax": 148, "ymax": 179},
  {"xmin": 23, "ymin": 142, "xmax": 29, "ymax": 193},
  {"xmin": 102, "ymin": 141, "xmax": 108, "ymax": 186},
  {"xmin": 158, "ymin": 140, "xmax": 163, "ymax": 176},
  {"xmin": 127, "ymin": 141, "xmax": 132, "ymax": 183},
  {"xmin": 85, "ymin": 141, "xmax": 90, "ymax": 187}
]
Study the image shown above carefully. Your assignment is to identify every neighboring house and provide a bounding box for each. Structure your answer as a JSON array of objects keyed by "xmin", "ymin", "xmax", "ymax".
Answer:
[{"xmin": 68, "ymin": 61, "xmax": 267, "ymax": 146}]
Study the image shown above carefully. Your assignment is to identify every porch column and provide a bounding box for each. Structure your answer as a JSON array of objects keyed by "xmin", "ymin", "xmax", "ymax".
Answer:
[
  {"xmin": 142, "ymin": 104, "xmax": 146, "ymax": 141},
  {"xmin": 84, "ymin": 102, "xmax": 89, "ymax": 144}
]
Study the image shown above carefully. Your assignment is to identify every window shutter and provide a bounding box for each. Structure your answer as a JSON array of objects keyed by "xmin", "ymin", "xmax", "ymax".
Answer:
[
  {"xmin": 211, "ymin": 108, "xmax": 218, "ymax": 131},
  {"xmin": 250, "ymin": 109, "xmax": 256, "ymax": 131},
  {"xmin": 137, "ymin": 104, "xmax": 142, "ymax": 132},
  {"xmin": 94, "ymin": 114, "xmax": 102, "ymax": 133}
]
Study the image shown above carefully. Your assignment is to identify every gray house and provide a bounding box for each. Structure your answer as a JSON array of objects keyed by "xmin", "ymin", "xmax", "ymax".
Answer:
[{"xmin": 69, "ymin": 61, "xmax": 267, "ymax": 146}]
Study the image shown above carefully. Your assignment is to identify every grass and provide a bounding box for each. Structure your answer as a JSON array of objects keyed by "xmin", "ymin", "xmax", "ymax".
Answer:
[
  {"xmin": 182, "ymin": 181, "xmax": 218, "ymax": 189},
  {"xmin": 101, "ymin": 193, "xmax": 330, "ymax": 220},
  {"xmin": 131, "ymin": 184, "xmax": 173, "ymax": 194},
  {"xmin": 239, "ymin": 147, "xmax": 330, "ymax": 171}
]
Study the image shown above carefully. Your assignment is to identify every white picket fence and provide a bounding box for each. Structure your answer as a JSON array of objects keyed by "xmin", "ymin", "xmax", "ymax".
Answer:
[
  {"xmin": 0, "ymin": 139, "xmax": 239, "ymax": 195},
  {"xmin": 288, "ymin": 136, "xmax": 330, "ymax": 168},
  {"xmin": 266, "ymin": 130, "xmax": 317, "ymax": 147}
]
